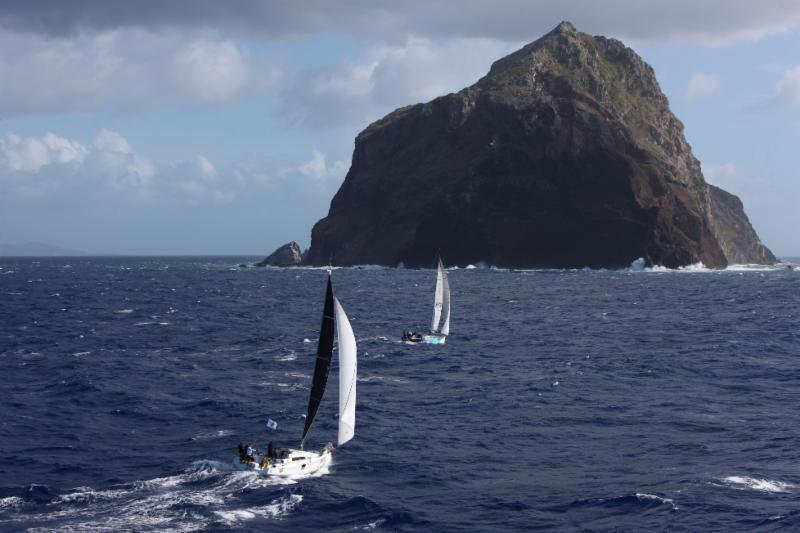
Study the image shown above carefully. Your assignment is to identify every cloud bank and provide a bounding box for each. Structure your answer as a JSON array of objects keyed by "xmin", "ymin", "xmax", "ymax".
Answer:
[
  {"xmin": 0, "ymin": 26, "xmax": 278, "ymax": 116},
  {"xmin": 2, "ymin": 0, "xmax": 799, "ymax": 45},
  {"xmin": 0, "ymin": 130, "xmax": 345, "ymax": 206}
]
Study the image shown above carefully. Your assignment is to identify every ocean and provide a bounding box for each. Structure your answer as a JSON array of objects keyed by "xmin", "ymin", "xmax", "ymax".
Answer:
[{"xmin": 1, "ymin": 257, "xmax": 798, "ymax": 531}]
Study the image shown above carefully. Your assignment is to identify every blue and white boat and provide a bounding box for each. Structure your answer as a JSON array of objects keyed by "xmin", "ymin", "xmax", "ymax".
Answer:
[{"xmin": 402, "ymin": 257, "xmax": 451, "ymax": 345}]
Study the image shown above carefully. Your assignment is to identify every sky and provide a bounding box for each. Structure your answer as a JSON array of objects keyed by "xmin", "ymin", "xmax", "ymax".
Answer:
[{"xmin": 0, "ymin": 1, "xmax": 799, "ymax": 256}]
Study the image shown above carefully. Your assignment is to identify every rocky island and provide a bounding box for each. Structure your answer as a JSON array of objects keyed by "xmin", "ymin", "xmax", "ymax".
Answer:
[
  {"xmin": 302, "ymin": 21, "xmax": 775, "ymax": 268},
  {"xmin": 255, "ymin": 241, "xmax": 304, "ymax": 267}
]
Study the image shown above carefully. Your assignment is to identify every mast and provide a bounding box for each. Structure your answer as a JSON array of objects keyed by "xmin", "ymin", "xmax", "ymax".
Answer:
[
  {"xmin": 334, "ymin": 297, "xmax": 357, "ymax": 446},
  {"xmin": 431, "ymin": 257, "xmax": 444, "ymax": 333},
  {"xmin": 300, "ymin": 273, "xmax": 335, "ymax": 449}
]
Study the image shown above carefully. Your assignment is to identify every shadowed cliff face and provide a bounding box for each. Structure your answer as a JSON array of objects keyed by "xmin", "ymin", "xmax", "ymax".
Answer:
[{"xmin": 306, "ymin": 21, "xmax": 775, "ymax": 268}]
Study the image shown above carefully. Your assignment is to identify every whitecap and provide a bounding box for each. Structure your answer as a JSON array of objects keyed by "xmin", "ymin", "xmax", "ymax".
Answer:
[
  {"xmin": 721, "ymin": 476, "xmax": 794, "ymax": 493},
  {"xmin": 629, "ymin": 257, "xmax": 646, "ymax": 271},
  {"xmin": 115, "ymin": 309, "xmax": 134, "ymax": 314},
  {"xmin": 72, "ymin": 351, "xmax": 91, "ymax": 357},
  {"xmin": 275, "ymin": 352, "xmax": 297, "ymax": 362},
  {"xmin": 635, "ymin": 493, "xmax": 677, "ymax": 509},
  {"xmin": 726, "ymin": 263, "xmax": 786, "ymax": 272},
  {"xmin": 0, "ymin": 495, "xmax": 23, "ymax": 510},
  {"xmin": 191, "ymin": 429, "xmax": 234, "ymax": 441}
]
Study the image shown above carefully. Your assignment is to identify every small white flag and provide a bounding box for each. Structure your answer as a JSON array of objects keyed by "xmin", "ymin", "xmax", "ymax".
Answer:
[{"xmin": 266, "ymin": 419, "xmax": 278, "ymax": 430}]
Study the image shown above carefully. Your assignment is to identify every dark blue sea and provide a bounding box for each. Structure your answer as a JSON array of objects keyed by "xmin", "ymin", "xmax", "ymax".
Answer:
[{"xmin": 1, "ymin": 257, "xmax": 799, "ymax": 532}]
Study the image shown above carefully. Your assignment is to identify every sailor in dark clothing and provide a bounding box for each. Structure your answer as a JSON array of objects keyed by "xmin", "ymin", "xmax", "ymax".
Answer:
[
  {"xmin": 267, "ymin": 441, "xmax": 276, "ymax": 460},
  {"xmin": 402, "ymin": 330, "xmax": 423, "ymax": 343}
]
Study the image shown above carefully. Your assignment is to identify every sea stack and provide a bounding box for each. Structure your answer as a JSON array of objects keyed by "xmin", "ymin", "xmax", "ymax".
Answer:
[
  {"xmin": 256, "ymin": 241, "xmax": 304, "ymax": 267},
  {"xmin": 305, "ymin": 21, "xmax": 775, "ymax": 268}
]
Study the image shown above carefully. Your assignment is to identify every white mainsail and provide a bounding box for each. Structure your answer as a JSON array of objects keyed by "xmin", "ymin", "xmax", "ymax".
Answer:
[
  {"xmin": 440, "ymin": 268, "xmax": 450, "ymax": 336},
  {"xmin": 334, "ymin": 297, "xmax": 357, "ymax": 446},
  {"xmin": 431, "ymin": 259, "xmax": 444, "ymax": 333}
]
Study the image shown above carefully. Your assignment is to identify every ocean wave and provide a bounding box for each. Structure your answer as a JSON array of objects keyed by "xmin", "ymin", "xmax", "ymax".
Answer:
[
  {"xmin": 634, "ymin": 493, "xmax": 678, "ymax": 510},
  {"xmin": 550, "ymin": 492, "xmax": 678, "ymax": 513},
  {"xmin": 719, "ymin": 475, "xmax": 795, "ymax": 493}
]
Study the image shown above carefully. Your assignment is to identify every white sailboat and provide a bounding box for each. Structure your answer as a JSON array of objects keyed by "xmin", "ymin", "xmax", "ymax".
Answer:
[
  {"xmin": 402, "ymin": 257, "xmax": 451, "ymax": 345},
  {"xmin": 236, "ymin": 272, "xmax": 357, "ymax": 476}
]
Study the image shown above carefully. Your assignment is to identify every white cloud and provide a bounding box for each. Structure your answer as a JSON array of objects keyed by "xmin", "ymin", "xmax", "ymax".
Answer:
[
  {"xmin": 89, "ymin": 129, "xmax": 156, "ymax": 190},
  {"xmin": 0, "ymin": 129, "xmax": 155, "ymax": 196},
  {"xmin": 0, "ymin": 132, "xmax": 88, "ymax": 172},
  {"xmin": 0, "ymin": 27, "xmax": 279, "ymax": 116},
  {"xmin": 195, "ymin": 155, "xmax": 218, "ymax": 179},
  {"xmin": 0, "ymin": 132, "xmax": 254, "ymax": 206},
  {"xmin": 170, "ymin": 39, "xmax": 254, "ymax": 104},
  {"xmin": 162, "ymin": 154, "xmax": 236, "ymax": 204},
  {"xmin": 283, "ymin": 36, "xmax": 518, "ymax": 128},
  {"xmin": 281, "ymin": 149, "xmax": 349, "ymax": 181},
  {"xmin": 297, "ymin": 149, "xmax": 328, "ymax": 179},
  {"xmin": 750, "ymin": 66, "xmax": 800, "ymax": 110},
  {"xmin": 685, "ymin": 72, "xmax": 720, "ymax": 100}
]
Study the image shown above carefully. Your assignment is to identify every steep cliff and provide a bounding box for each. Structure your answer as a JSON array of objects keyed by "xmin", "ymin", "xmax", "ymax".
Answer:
[{"xmin": 305, "ymin": 21, "xmax": 774, "ymax": 268}]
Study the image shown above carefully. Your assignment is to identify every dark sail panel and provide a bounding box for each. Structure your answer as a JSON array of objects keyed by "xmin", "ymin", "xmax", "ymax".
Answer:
[{"xmin": 300, "ymin": 274, "xmax": 335, "ymax": 447}]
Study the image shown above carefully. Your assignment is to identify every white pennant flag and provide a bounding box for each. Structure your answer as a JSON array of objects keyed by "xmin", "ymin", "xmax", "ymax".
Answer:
[{"xmin": 266, "ymin": 419, "xmax": 278, "ymax": 430}]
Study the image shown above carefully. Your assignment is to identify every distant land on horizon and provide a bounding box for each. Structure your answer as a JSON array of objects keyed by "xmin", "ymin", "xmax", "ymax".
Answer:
[{"xmin": 0, "ymin": 242, "xmax": 89, "ymax": 257}]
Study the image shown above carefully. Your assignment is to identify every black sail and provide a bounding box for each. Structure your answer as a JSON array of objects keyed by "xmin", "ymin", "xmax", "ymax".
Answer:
[{"xmin": 300, "ymin": 274, "xmax": 335, "ymax": 447}]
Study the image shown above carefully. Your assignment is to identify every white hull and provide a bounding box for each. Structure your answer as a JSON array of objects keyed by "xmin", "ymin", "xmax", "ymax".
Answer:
[
  {"xmin": 402, "ymin": 333, "xmax": 447, "ymax": 345},
  {"xmin": 422, "ymin": 334, "xmax": 446, "ymax": 344},
  {"xmin": 236, "ymin": 446, "xmax": 332, "ymax": 477}
]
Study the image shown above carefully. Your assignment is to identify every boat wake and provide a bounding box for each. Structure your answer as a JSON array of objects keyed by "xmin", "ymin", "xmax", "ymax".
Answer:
[{"xmin": 0, "ymin": 460, "xmax": 324, "ymax": 531}]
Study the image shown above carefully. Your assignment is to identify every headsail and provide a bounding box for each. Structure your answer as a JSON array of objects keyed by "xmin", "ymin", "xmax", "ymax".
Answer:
[
  {"xmin": 440, "ymin": 267, "xmax": 450, "ymax": 336},
  {"xmin": 300, "ymin": 274, "xmax": 335, "ymax": 448},
  {"xmin": 431, "ymin": 258, "xmax": 444, "ymax": 333},
  {"xmin": 334, "ymin": 297, "xmax": 357, "ymax": 446}
]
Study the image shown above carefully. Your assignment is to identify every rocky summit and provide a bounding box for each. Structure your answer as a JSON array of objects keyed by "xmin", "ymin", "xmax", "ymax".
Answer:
[{"xmin": 304, "ymin": 21, "xmax": 775, "ymax": 268}]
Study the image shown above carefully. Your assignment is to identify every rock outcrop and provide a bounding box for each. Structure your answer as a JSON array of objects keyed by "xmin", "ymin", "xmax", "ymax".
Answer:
[
  {"xmin": 305, "ymin": 21, "xmax": 775, "ymax": 268},
  {"xmin": 256, "ymin": 241, "xmax": 303, "ymax": 267},
  {"xmin": 705, "ymin": 185, "xmax": 776, "ymax": 265}
]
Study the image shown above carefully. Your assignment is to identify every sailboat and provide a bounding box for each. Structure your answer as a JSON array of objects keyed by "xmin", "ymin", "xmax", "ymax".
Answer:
[
  {"xmin": 402, "ymin": 256, "xmax": 451, "ymax": 345},
  {"xmin": 236, "ymin": 272, "xmax": 357, "ymax": 476}
]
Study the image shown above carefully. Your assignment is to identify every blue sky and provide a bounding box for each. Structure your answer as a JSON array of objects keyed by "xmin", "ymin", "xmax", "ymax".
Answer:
[{"xmin": 0, "ymin": 1, "xmax": 798, "ymax": 257}]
